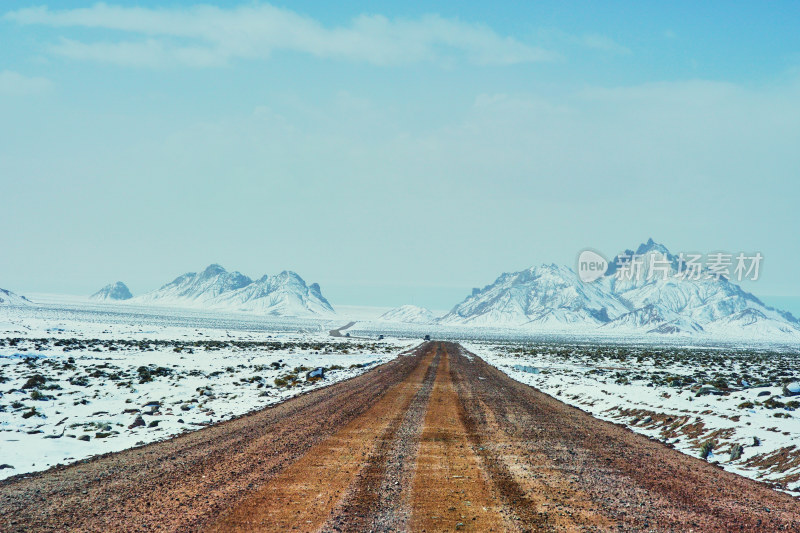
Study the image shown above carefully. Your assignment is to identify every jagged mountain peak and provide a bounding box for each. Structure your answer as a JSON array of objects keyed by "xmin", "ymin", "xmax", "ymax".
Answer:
[
  {"xmin": 135, "ymin": 264, "xmax": 333, "ymax": 317},
  {"xmin": 200, "ymin": 263, "xmax": 227, "ymax": 278},
  {"xmin": 275, "ymin": 270, "xmax": 304, "ymax": 282},
  {"xmin": 529, "ymin": 262, "xmax": 571, "ymax": 273},
  {"xmin": 500, "ymin": 263, "xmax": 576, "ymax": 286},
  {"xmin": 607, "ymin": 239, "xmax": 678, "ymax": 278},
  {"xmin": 253, "ymin": 270, "xmax": 309, "ymax": 288},
  {"xmin": 440, "ymin": 261, "xmax": 628, "ymax": 328},
  {"xmin": 635, "ymin": 238, "xmax": 672, "ymax": 257},
  {"xmin": 442, "ymin": 240, "xmax": 800, "ymax": 339},
  {"xmin": 91, "ymin": 281, "xmax": 132, "ymax": 301},
  {"xmin": 195, "ymin": 264, "xmax": 251, "ymax": 288}
]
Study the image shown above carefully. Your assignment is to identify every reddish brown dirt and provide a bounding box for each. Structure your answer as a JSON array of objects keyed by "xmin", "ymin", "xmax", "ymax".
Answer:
[
  {"xmin": 1, "ymin": 341, "xmax": 799, "ymax": 532},
  {"xmin": 410, "ymin": 345, "xmax": 505, "ymax": 532},
  {"xmin": 208, "ymin": 346, "xmax": 437, "ymax": 532},
  {"xmin": 450, "ymin": 344, "xmax": 800, "ymax": 532}
]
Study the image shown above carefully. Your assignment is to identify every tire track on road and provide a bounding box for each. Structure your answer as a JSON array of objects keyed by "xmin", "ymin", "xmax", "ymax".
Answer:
[
  {"xmin": 322, "ymin": 345, "xmax": 441, "ymax": 532},
  {"xmin": 451, "ymin": 356, "xmax": 610, "ymax": 532},
  {"xmin": 449, "ymin": 343, "xmax": 800, "ymax": 532},
  {"xmin": 411, "ymin": 345, "xmax": 506, "ymax": 532},
  {"xmin": 208, "ymin": 345, "xmax": 438, "ymax": 532}
]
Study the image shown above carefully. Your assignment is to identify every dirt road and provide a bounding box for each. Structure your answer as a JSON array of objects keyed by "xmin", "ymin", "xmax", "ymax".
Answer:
[
  {"xmin": 2, "ymin": 342, "xmax": 799, "ymax": 532},
  {"xmin": 329, "ymin": 321, "xmax": 356, "ymax": 337}
]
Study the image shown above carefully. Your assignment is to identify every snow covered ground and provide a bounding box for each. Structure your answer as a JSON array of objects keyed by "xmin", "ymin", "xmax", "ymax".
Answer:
[
  {"xmin": 0, "ymin": 300, "xmax": 416, "ymax": 481},
  {"xmin": 4, "ymin": 294, "xmax": 799, "ymax": 496},
  {"xmin": 467, "ymin": 341, "xmax": 800, "ymax": 494}
]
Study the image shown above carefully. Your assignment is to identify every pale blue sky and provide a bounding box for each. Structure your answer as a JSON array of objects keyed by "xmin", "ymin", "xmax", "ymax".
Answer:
[{"xmin": 1, "ymin": 2, "xmax": 799, "ymax": 312}]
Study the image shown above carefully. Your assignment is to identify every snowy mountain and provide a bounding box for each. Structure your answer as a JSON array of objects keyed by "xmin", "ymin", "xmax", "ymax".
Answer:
[
  {"xmin": 0, "ymin": 288, "xmax": 32, "ymax": 306},
  {"xmin": 602, "ymin": 304, "xmax": 705, "ymax": 335},
  {"xmin": 379, "ymin": 305, "xmax": 436, "ymax": 324},
  {"xmin": 702, "ymin": 308, "xmax": 800, "ymax": 338},
  {"xmin": 134, "ymin": 264, "xmax": 334, "ymax": 317},
  {"xmin": 439, "ymin": 264, "xmax": 627, "ymax": 329},
  {"xmin": 441, "ymin": 240, "xmax": 800, "ymax": 340},
  {"xmin": 603, "ymin": 240, "xmax": 798, "ymax": 338},
  {"xmin": 91, "ymin": 282, "xmax": 132, "ymax": 301},
  {"xmin": 136, "ymin": 264, "xmax": 252, "ymax": 306},
  {"xmin": 212, "ymin": 271, "xmax": 335, "ymax": 316}
]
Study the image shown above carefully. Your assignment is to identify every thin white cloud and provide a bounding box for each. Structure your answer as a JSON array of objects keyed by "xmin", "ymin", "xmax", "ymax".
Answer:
[
  {"xmin": 51, "ymin": 38, "xmax": 228, "ymax": 68},
  {"xmin": 0, "ymin": 70, "xmax": 52, "ymax": 95},
  {"xmin": 580, "ymin": 34, "xmax": 631, "ymax": 55},
  {"xmin": 535, "ymin": 28, "xmax": 631, "ymax": 56},
  {"xmin": 5, "ymin": 4, "xmax": 557, "ymax": 67}
]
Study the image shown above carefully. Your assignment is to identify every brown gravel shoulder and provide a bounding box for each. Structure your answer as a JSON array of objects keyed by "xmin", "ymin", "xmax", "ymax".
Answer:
[{"xmin": 449, "ymin": 342, "xmax": 800, "ymax": 532}]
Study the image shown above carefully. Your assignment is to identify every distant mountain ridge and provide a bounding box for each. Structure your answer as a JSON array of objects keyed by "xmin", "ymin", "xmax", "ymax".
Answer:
[
  {"xmin": 0, "ymin": 288, "xmax": 31, "ymax": 306},
  {"xmin": 133, "ymin": 264, "xmax": 334, "ymax": 317},
  {"xmin": 440, "ymin": 240, "xmax": 800, "ymax": 340},
  {"xmin": 379, "ymin": 305, "xmax": 435, "ymax": 324},
  {"xmin": 91, "ymin": 281, "xmax": 132, "ymax": 301},
  {"xmin": 440, "ymin": 263, "xmax": 628, "ymax": 329}
]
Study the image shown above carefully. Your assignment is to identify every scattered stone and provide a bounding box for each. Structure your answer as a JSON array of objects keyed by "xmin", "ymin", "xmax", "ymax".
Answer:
[
  {"xmin": 730, "ymin": 443, "xmax": 744, "ymax": 461},
  {"xmin": 696, "ymin": 385, "xmax": 720, "ymax": 397},
  {"xmin": 306, "ymin": 367, "xmax": 325, "ymax": 380},
  {"xmin": 700, "ymin": 441, "xmax": 714, "ymax": 460},
  {"xmin": 78, "ymin": 435, "xmax": 90, "ymax": 442},
  {"xmin": 783, "ymin": 382, "xmax": 800, "ymax": 397},
  {"xmin": 128, "ymin": 415, "xmax": 146, "ymax": 429},
  {"xmin": 22, "ymin": 374, "xmax": 46, "ymax": 389}
]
